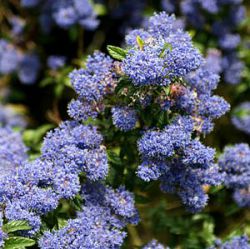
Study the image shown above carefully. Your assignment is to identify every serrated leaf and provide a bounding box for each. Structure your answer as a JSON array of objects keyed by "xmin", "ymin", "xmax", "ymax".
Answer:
[
  {"xmin": 3, "ymin": 221, "xmax": 31, "ymax": 234},
  {"xmin": 4, "ymin": 237, "xmax": 35, "ymax": 249},
  {"xmin": 107, "ymin": 45, "xmax": 127, "ymax": 61}
]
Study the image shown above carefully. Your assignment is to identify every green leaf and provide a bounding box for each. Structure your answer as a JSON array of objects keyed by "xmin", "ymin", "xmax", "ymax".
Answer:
[
  {"xmin": 57, "ymin": 218, "xmax": 68, "ymax": 229},
  {"xmin": 160, "ymin": 42, "xmax": 172, "ymax": 57},
  {"xmin": 107, "ymin": 45, "xmax": 127, "ymax": 61},
  {"xmin": 4, "ymin": 237, "xmax": 35, "ymax": 249},
  {"xmin": 107, "ymin": 150, "xmax": 123, "ymax": 166},
  {"xmin": 3, "ymin": 221, "xmax": 31, "ymax": 234},
  {"xmin": 136, "ymin": 36, "xmax": 144, "ymax": 50},
  {"xmin": 39, "ymin": 77, "xmax": 54, "ymax": 87},
  {"xmin": 23, "ymin": 124, "xmax": 54, "ymax": 151}
]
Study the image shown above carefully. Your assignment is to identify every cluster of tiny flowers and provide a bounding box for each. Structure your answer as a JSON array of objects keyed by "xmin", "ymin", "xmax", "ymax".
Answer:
[
  {"xmin": 121, "ymin": 13, "xmax": 228, "ymax": 212},
  {"xmin": 68, "ymin": 51, "xmax": 117, "ymax": 121},
  {"xmin": 21, "ymin": 0, "xmax": 99, "ymax": 31},
  {"xmin": 0, "ymin": 123, "xmax": 109, "ymax": 235},
  {"xmin": 208, "ymin": 235, "xmax": 250, "ymax": 249},
  {"xmin": 143, "ymin": 240, "xmax": 170, "ymax": 249},
  {"xmin": 39, "ymin": 182, "xmax": 139, "ymax": 249},
  {"xmin": 42, "ymin": 121, "xmax": 108, "ymax": 184},
  {"xmin": 232, "ymin": 102, "xmax": 250, "ymax": 135},
  {"xmin": 111, "ymin": 106, "xmax": 138, "ymax": 131},
  {"xmin": 219, "ymin": 143, "xmax": 250, "ymax": 207},
  {"xmin": 0, "ymin": 127, "xmax": 28, "ymax": 180},
  {"xmin": 0, "ymin": 39, "xmax": 141, "ymax": 247},
  {"xmin": 47, "ymin": 55, "xmax": 66, "ymax": 70},
  {"xmin": 0, "ymin": 129, "xmax": 57, "ymax": 235},
  {"xmin": 138, "ymin": 117, "xmax": 223, "ymax": 212},
  {"xmin": 0, "ymin": 104, "xmax": 27, "ymax": 129},
  {"xmin": 0, "ymin": 39, "xmax": 40, "ymax": 84},
  {"xmin": 123, "ymin": 13, "xmax": 202, "ymax": 86},
  {"xmin": 161, "ymin": 0, "xmax": 245, "ymax": 84},
  {"xmin": 67, "ymin": 13, "xmax": 229, "ymax": 212}
]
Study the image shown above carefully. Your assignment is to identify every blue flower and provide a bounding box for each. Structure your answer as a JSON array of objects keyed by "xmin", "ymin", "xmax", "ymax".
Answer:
[
  {"xmin": 47, "ymin": 55, "xmax": 66, "ymax": 70},
  {"xmin": 232, "ymin": 102, "xmax": 250, "ymax": 134},
  {"xmin": 219, "ymin": 143, "xmax": 250, "ymax": 188},
  {"xmin": 111, "ymin": 106, "xmax": 138, "ymax": 131}
]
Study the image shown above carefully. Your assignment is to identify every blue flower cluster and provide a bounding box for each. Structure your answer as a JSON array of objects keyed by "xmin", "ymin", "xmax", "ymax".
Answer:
[
  {"xmin": 42, "ymin": 121, "xmax": 108, "ymax": 183},
  {"xmin": 143, "ymin": 240, "xmax": 170, "ymax": 249},
  {"xmin": 0, "ymin": 123, "xmax": 110, "ymax": 235},
  {"xmin": 219, "ymin": 143, "xmax": 250, "ymax": 207},
  {"xmin": 123, "ymin": 13, "xmax": 202, "ymax": 86},
  {"xmin": 0, "ymin": 39, "xmax": 20, "ymax": 75},
  {"xmin": 39, "ymin": 182, "xmax": 139, "ymax": 248},
  {"xmin": 68, "ymin": 51, "xmax": 117, "ymax": 121},
  {"xmin": 162, "ymin": 0, "xmax": 245, "ymax": 84},
  {"xmin": 232, "ymin": 102, "xmax": 250, "ymax": 135},
  {"xmin": 0, "ymin": 39, "xmax": 40, "ymax": 84},
  {"xmin": 208, "ymin": 235, "xmax": 250, "ymax": 249},
  {"xmin": 111, "ymin": 106, "xmax": 138, "ymax": 131},
  {"xmin": 0, "ymin": 127, "xmax": 28, "ymax": 180},
  {"xmin": 0, "ymin": 9, "xmax": 242, "ymax": 248},
  {"xmin": 0, "ymin": 104, "xmax": 27, "ymax": 129},
  {"xmin": 120, "ymin": 13, "xmax": 229, "ymax": 212},
  {"xmin": 21, "ymin": 0, "xmax": 99, "ymax": 31},
  {"xmin": 0, "ymin": 48, "xmax": 140, "ymax": 246},
  {"xmin": 138, "ymin": 116, "xmax": 222, "ymax": 212},
  {"xmin": 186, "ymin": 0, "xmax": 245, "ymax": 84}
]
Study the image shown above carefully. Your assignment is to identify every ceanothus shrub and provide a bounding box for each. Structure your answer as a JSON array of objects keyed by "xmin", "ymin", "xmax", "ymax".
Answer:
[{"xmin": 0, "ymin": 12, "xmax": 240, "ymax": 249}]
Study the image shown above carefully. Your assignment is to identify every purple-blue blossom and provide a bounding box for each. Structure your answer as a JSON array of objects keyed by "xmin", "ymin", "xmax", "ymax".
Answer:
[
  {"xmin": 219, "ymin": 143, "xmax": 250, "ymax": 188},
  {"xmin": 67, "ymin": 99, "xmax": 99, "ymax": 121},
  {"xmin": 69, "ymin": 52, "xmax": 115, "ymax": 102},
  {"xmin": 39, "ymin": 182, "xmax": 139, "ymax": 249},
  {"xmin": 208, "ymin": 235, "xmax": 250, "ymax": 249},
  {"xmin": 111, "ymin": 106, "xmax": 138, "ymax": 131},
  {"xmin": 222, "ymin": 53, "xmax": 244, "ymax": 85},
  {"xmin": 42, "ymin": 121, "xmax": 108, "ymax": 182},
  {"xmin": 233, "ymin": 187, "xmax": 250, "ymax": 207},
  {"xmin": 122, "ymin": 13, "xmax": 202, "ymax": 86},
  {"xmin": 232, "ymin": 102, "xmax": 250, "ymax": 134},
  {"xmin": 0, "ymin": 127, "xmax": 28, "ymax": 179},
  {"xmin": 180, "ymin": 0, "xmax": 245, "ymax": 85},
  {"xmin": 0, "ymin": 104, "xmax": 27, "ymax": 128},
  {"xmin": 0, "ymin": 39, "xmax": 20, "ymax": 74},
  {"xmin": 47, "ymin": 55, "xmax": 66, "ymax": 70},
  {"xmin": 9, "ymin": 16, "xmax": 25, "ymax": 36},
  {"xmin": 17, "ymin": 54, "xmax": 40, "ymax": 84},
  {"xmin": 143, "ymin": 239, "xmax": 170, "ymax": 249}
]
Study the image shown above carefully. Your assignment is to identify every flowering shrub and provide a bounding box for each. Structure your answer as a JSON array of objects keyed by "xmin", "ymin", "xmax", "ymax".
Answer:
[{"xmin": 0, "ymin": 1, "xmax": 249, "ymax": 249}]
